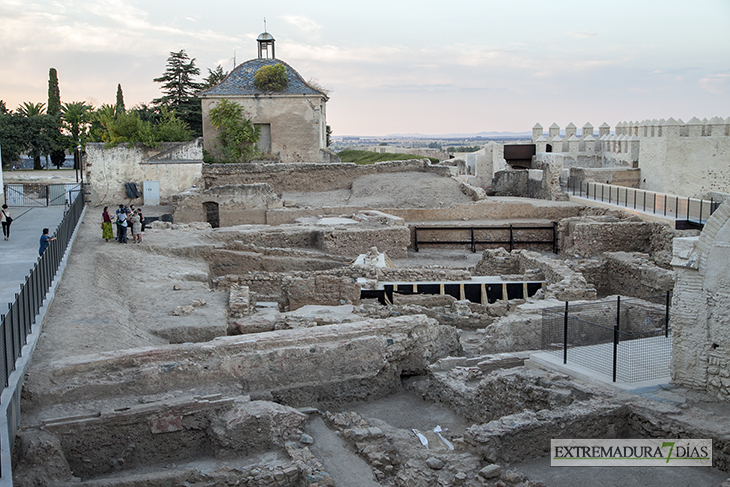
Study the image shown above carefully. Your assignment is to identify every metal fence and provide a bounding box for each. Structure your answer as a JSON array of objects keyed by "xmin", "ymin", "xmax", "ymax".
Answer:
[
  {"xmin": 0, "ymin": 186, "xmax": 85, "ymax": 393},
  {"xmin": 414, "ymin": 223, "xmax": 559, "ymax": 253},
  {"xmin": 4, "ymin": 183, "xmax": 82, "ymax": 207},
  {"xmin": 541, "ymin": 294, "xmax": 672, "ymax": 383},
  {"xmin": 570, "ymin": 180, "xmax": 721, "ymax": 228}
]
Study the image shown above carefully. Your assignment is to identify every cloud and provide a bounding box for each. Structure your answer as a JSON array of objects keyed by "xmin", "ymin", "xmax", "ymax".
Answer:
[
  {"xmin": 280, "ymin": 15, "xmax": 322, "ymax": 39},
  {"xmin": 568, "ymin": 30, "xmax": 600, "ymax": 38},
  {"xmin": 699, "ymin": 73, "xmax": 730, "ymax": 95}
]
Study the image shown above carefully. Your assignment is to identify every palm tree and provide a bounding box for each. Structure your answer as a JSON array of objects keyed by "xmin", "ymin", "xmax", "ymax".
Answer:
[
  {"xmin": 17, "ymin": 102, "xmax": 46, "ymax": 117},
  {"xmin": 62, "ymin": 101, "xmax": 92, "ymax": 146}
]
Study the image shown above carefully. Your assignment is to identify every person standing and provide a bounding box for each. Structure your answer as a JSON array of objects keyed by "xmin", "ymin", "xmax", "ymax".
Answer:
[
  {"xmin": 1, "ymin": 204, "xmax": 12, "ymax": 241},
  {"xmin": 131, "ymin": 209, "xmax": 142, "ymax": 243},
  {"xmin": 39, "ymin": 228, "xmax": 56, "ymax": 255},
  {"xmin": 101, "ymin": 206, "xmax": 113, "ymax": 242},
  {"xmin": 117, "ymin": 209, "xmax": 128, "ymax": 243}
]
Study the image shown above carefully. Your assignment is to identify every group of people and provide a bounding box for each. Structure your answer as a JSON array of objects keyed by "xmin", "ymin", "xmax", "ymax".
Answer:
[{"xmin": 102, "ymin": 204, "xmax": 144, "ymax": 244}]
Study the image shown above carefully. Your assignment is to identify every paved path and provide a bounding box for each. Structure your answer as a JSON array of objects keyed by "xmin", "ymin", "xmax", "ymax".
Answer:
[{"xmin": 0, "ymin": 206, "xmax": 67, "ymax": 311}]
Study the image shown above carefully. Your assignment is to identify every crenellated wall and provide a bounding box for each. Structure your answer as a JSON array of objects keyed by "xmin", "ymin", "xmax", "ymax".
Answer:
[{"xmin": 532, "ymin": 117, "xmax": 730, "ymax": 198}]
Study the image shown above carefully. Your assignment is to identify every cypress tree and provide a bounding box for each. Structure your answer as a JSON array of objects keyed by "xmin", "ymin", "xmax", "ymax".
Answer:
[
  {"xmin": 115, "ymin": 84, "xmax": 125, "ymax": 116},
  {"xmin": 47, "ymin": 68, "xmax": 61, "ymax": 116}
]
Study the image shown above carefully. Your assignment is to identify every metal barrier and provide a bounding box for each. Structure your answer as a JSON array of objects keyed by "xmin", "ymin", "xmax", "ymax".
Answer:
[
  {"xmin": 541, "ymin": 293, "xmax": 672, "ymax": 383},
  {"xmin": 0, "ymin": 186, "xmax": 85, "ymax": 392},
  {"xmin": 414, "ymin": 223, "xmax": 558, "ymax": 253},
  {"xmin": 570, "ymin": 180, "xmax": 720, "ymax": 229},
  {"xmin": 3, "ymin": 183, "xmax": 81, "ymax": 207}
]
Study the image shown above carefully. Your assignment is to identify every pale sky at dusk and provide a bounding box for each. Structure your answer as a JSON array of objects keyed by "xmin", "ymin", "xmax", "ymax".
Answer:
[{"xmin": 1, "ymin": 0, "xmax": 729, "ymax": 136}]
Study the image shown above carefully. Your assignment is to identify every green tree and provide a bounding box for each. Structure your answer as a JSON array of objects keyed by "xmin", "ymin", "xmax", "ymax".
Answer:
[
  {"xmin": 0, "ymin": 100, "xmax": 9, "ymax": 115},
  {"xmin": 253, "ymin": 64, "xmax": 288, "ymax": 92},
  {"xmin": 47, "ymin": 68, "xmax": 61, "ymax": 116},
  {"xmin": 17, "ymin": 102, "xmax": 46, "ymax": 117},
  {"xmin": 326, "ymin": 125, "xmax": 332, "ymax": 148},
  {"xmin": 0, "ymin": 113, "xmax": 27, "ymax": 167},
  {"xmin": 95, "ymin": 106, "xmax": 191, "ymax": 148},
  {"xmin": 87, "ymin": 104, "xmax": 116, "ymax": 143},
  {"xmin": 153, "ymin": 50, "xmax": 204, "ymax": 138},
  {"xmin": 47, "ymin": 68, "xmax": 68, "ymax": 169},
  {"xmin": 115, "ymin": 84, "xmax": 125, "ymax": 117},
  {"xmin": 62, "ymin": 101, "xmax": 92, "ymax": 146},
  {"xmin": 202, "ymin": 65, "xmax": 228, "ymax": 90},
  {"xmin": 208, "ymin": 99, "xmax": 260, "ymax": 163}
]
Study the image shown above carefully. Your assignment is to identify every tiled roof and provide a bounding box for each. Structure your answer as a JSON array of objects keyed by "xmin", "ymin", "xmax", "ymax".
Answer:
[{"xmin": 199, "ymin": 58, "xmax": 323, "ymax": 97}]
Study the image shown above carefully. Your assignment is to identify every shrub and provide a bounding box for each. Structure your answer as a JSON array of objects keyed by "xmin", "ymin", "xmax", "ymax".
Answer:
[{"xmin": 254, "ymin": 64, "xmax": 288, "ymax": 92}]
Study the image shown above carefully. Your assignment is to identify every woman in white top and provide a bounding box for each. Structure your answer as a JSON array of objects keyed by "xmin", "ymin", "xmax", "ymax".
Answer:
[{"xmin": 1, "ymin": 204, "xmax": 11, "ymax": 241}]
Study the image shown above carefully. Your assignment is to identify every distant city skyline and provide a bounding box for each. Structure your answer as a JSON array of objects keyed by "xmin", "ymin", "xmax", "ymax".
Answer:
[{"xmin": 1, "ymin": 0, "xmax": 729, "ymax": 136}]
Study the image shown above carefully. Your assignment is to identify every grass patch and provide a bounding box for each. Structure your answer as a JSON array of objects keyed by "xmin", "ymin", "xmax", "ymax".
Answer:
[{"xmin": 337, "ymin": 149, "xmax": 438, "ymax": 165}]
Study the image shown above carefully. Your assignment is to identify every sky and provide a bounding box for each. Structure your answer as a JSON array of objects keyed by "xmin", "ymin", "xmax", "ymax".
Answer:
[{"xmin": 1, "ymin": 0, "xmax": 729, "ymax": 136}]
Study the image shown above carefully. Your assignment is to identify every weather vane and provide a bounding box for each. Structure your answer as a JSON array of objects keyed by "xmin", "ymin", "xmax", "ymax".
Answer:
[{"xmin": 264, "ymin": 18, "xmax": 267, "ymax": 33}]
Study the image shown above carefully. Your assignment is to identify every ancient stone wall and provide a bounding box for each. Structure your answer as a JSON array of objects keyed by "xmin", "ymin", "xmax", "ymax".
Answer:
[
  {"xmin": 559, "ymin": 217, "xmax": 653, "ymax": 257},
  {"xmin": 579, "ymin": 252, "xmax": 674, "ymax": 298},
  {"xmin": 202, "ymin": 160, "xmax": 452, "ymax": 193},
  {"xmin": 173, "ymin": 183, "xmax": 279, "ymax": 225},
  {"xmin": 85, "ymin": 140, "xmax": 203, "ymax": 205},
  {"xmin": 670, "ymin": 201, "xmax": 730, "ymax": 399}
]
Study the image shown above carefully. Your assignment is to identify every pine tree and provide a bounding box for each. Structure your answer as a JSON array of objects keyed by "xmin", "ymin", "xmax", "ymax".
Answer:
[
  {"xmin": 115, "ymin": 84, "xmax": 125, "ymax": 117},
  {"xmin": 153, "ymin": 50, "xmax": 204, "ymax": 137},
  {"xmin": 202, "ymin": 65, "xmax": 228, "ymax": 90},
  {"xmin": 47, "ymin": 68, "xmax": 66, "ymax": 168}
]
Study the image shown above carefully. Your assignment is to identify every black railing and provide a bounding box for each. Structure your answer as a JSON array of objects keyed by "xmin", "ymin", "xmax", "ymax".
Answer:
[
  {"xmin": 541, "ymin": 293, "xmax": 672, "ymax": 383},
  {"xmin": 414, "ymin": 223, "xmax": 558, "ymax": 253},
  {"xmin": 570, "ymin": 180, "xmax": 721, "ymax": 229},
  {"xmin": 0, "ymin": 186, "xmax": 85, "ymax": 392}
]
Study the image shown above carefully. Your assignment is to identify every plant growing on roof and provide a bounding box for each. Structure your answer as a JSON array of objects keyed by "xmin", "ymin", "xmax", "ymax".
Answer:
[
  {"xmin": 208, "ymin": 99, "xmax": 260, "ymax": 163},
  {"xmin": 253, "ymin": 64, "xmax": 288, "ymax": 92}
]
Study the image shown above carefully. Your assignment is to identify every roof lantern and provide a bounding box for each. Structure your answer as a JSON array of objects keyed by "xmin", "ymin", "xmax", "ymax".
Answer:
[{"xmin": 257, "ymin": 31, "xmax": 275, "ymax": 59}]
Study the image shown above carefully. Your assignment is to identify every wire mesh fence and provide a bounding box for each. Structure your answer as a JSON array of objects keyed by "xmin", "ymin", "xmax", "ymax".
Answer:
[{"xmin": 541, "ymin": 294, "xmax": 672, "ymax": 383}]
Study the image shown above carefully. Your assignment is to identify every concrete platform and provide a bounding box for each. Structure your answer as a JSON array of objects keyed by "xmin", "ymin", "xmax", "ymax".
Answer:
[{"xmin": 0, "ymin": 206, "xmax": 68, "ymax": 310}]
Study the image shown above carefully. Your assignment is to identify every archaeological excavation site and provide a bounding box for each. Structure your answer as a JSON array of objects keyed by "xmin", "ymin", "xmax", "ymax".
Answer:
[{"xmin": 8, "ymin": 149, "xmax": 730, "ymax": 487}]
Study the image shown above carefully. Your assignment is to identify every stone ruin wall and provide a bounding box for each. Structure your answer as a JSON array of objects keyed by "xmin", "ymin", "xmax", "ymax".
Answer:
[
  {"xmin": 202, "ymin": 160, "xmax": 453, "ymax": 193},
  {"xmin": 671, "ymin": 201, "xmax": 730, "ymax": 399},
  {"xmin": 85, "ymin": 140, "xmax": 203, "ymax": 206}
]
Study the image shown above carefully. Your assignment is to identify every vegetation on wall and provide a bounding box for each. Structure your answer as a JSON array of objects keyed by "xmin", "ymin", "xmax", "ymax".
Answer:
[
  {"xmin": 337, "ymin": 149, "xmax": 438, "ymax": 165},
  {"xmin": 208, "ymin": 99, "xmax": 261, "ymax": 163},
  {"xmin": 254, "ymin": 64, "xmax": 288, "ymax": 92}
]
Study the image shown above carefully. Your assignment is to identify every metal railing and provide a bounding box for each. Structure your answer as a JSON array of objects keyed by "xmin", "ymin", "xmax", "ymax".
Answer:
[
  {"xmin": 4, "ymin": 183, "xmax": 82, "ymax": 207},
  {"xmin": 414, "ymin": 223, "xmax": 559, "ymax": 253},
  {"xmin": 570, "ymin": 180, "xmax": 721, "ymax": 229},
  {"xmin": 0, "ymin": 186, "xmax": 85, "ymax": 393},
  {"xmin": 541, "ymin": 293, "xmax": 672, "ymax": 383}
]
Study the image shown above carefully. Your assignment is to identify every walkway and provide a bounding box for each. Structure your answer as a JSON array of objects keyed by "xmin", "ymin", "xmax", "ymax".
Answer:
[{"xmin": 0, "ymin": 206, "xmax": 68, "ymax": 311}]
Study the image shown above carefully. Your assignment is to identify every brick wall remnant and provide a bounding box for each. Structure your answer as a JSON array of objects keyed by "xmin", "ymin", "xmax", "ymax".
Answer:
[{"xmin": 670, "ymin": 201, "xmax": 730, "ymax": 399}]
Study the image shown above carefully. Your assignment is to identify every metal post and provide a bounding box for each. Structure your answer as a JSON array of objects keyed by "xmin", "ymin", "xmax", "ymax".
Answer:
[
  {"xmin": 553, "ymin": 221, "xmax": 558, "ymax": 254},
  {"xmin": 664, "ymin": 194, "xmax": 667, "ymax": 216},
  {"xmin": 509, "ymin": 225, "xmax": 514, "ymax": 252},
  {"xmin": 634, "ymin": 189, "xmax": 637, "ymax": 209},
  {"xmin": 609, "ymin": 185, "xmax": 612, "ymax": 204},
  {"xmin": 563, "ymin": 301, "xmax": 569, "ymax": 364},
  {"xmin": 470, "ymin": 227, "xmax": 475, "ymax": 253},
  {"xmin": 675, "ymin": 196, "xmax": 679, "ymax": 219},
  {"xmin": 601, "ymin": 185, "xmax": 604, "ymax": 202},
  {"xmin": 665, "ymin": 291, "xmax": 670, "ymax": 338},
  {"xmin": 613, "ymin": 296, "xmax": 620, "ymax": 382},
  {"xmin": 414, "ymin": 227, "xmax": 418, "ymax": 252},
  {"xmin": 643, "ymin": 191, "xmax": 646, "ymax": 211},
  {"xmin": 652, "ymin": 193, "xmax": 656, "ymax": 214},
  {"xmin": 699, "ymin": 199, "xmax": 703, "ymax": 224}
]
